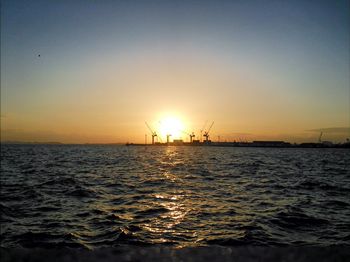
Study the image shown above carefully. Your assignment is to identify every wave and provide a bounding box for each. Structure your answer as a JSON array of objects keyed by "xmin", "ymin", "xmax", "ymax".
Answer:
[
  {"xmin": 13, "ymin": 232, "xmax": 87, "ymax": 249},
  {"xmin": 298, "ymin": 179, "xmax": 350, "ymax": 193},
  {"xmin": 1, "ymin": 145, "xmax": 350, "ymax": 248},
  {"xmin": 68, "ymin": 186, "xmax": 97, "ymax": 198},
  {"xmin": 270, "ymin": 209, "xmax": 329, "ymax": 230},
  {"xmin": 134, "ymin": 207, "xmax": 169, "ymax": 217}
]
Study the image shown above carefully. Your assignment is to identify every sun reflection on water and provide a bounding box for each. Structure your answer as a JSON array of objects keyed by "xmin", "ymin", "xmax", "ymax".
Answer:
[
  {"xmin": 141, "ymin": 191, "xmax": 191, "ymax": 241},
  {"xmin": 140, "ymin": 147, "xmax": 195, "ymax": 244}
]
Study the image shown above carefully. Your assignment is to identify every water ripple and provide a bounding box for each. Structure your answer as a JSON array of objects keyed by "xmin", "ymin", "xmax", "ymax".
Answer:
[{"xmin": 1, "ymin": 145, "xmax": 349, "ymax": 248}]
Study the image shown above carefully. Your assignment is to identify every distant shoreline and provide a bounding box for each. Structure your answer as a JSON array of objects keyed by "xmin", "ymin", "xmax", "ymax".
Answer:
[
  {"xmin": 126, "ymin": 141, "xmax": 350, "ymax": 149},
  {"xmin": 1, "ymin": 141, "xmax": 349, "ymax": 148},
  {"xmin": 0, "ymin": 141, "xmax": 123, "ymax": 145}
]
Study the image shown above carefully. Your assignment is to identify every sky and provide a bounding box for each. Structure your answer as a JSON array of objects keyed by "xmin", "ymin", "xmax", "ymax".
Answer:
[{"xmin": 1, "ymin": 0, "xmax": 349, "ymax": 143}]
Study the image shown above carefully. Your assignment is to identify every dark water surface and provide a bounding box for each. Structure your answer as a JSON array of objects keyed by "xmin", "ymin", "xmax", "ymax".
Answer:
[{"xmin": 1, "ymin": 144, "xmax": 349, "ymax": 249}]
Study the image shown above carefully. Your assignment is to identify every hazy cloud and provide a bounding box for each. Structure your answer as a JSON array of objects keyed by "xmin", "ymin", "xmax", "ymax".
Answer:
[
  {"xmin": 230, "ymin": 132, "xmax": 253, "ymax": 136},
  {"xmin": 306, "ymin": 127, "xmax": 350, "ymax": 133}
]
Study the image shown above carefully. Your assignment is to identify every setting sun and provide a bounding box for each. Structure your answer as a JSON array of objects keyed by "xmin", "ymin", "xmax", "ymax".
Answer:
[
  {"xmin": 159, "ymin": 117, "xmax": 184, "ymax": 140},
  {"xmin": 1, "ymin": 1, "xmax": 349, "ymax": 259}
]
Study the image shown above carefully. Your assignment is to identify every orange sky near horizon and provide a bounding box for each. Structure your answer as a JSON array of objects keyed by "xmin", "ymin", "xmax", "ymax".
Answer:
[{"xmin": 1, "ymin": 1, "xmax": 349, "ymax": 144}]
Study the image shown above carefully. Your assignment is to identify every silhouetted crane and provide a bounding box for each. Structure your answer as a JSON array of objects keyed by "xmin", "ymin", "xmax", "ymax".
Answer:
[
  {"xmin": 203, "ymin": 121, "xmax": 214, "ymax": 143},
  {"xmin": 145, "ymin": 122, "xmax": 158, "ymax": 144},
  {"xmin": 181, "ymin": 130, "xmax": 195, "ymax": 143},
  {"xmin": 200, "ymin": 120, "xmax": 208, "ymax": 142},
  {"xmin": 166, "ymin": 134, "xmax": 172, "ymax": 144},
  {"xmin": 318, "ymin": 131, "xmax": 323, "ymax": 143}
]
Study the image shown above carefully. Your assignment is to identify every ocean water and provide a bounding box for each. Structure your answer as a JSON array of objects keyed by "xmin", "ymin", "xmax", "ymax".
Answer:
[{"xmin": 1, "ymin": 144, "xmax": 349, "ymax": 249}]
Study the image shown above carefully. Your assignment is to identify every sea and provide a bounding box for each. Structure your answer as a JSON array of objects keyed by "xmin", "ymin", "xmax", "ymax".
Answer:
[{"xmin": 1, "ymin": 144, "xmax": 349, "ymax": 249}]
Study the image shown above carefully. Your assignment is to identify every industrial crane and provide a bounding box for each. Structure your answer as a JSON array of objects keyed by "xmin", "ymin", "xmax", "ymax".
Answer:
[
  {"xmin": 181, "ymin": 130, "xmax": 195, "ymax": 143},
  {"xmin": 157, "ymin": 120, "xmax": 172, "ymax": 143},
  {"xmin": 203, "ymin": 121, "xmax": 214, "ymax": 143},
  {"xmin": 145, "ymin": 122, "xmax": 158, "ymax": 144},
  {"xmin": 318, "ymin": 131, "xmax": 323, "ymax": 143},
  {"xmin": 200, "ymin": 120, "xmax": 208, "ymax": 142},
  {"xmin": 166, "ymin": 134, "xmax": 172, "ymax": 144}
]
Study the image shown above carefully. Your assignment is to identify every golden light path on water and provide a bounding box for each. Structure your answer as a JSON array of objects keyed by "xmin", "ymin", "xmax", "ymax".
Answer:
[
  {"xmin": 114, "ymin": 146, "xmax": 254, "ymax": 247},
  {"xmin": 141, "ymin": 147, "xmax": 194, "ymax": 246},
  {"xmin": 79, "ymin": 145, "xmax": 283, "ymax": 248}
]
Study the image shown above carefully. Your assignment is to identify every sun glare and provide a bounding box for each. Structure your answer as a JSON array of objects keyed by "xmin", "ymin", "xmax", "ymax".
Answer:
[{"xmin": 159, "ymin": 117, "xmax": 184, "ymax": 140}]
